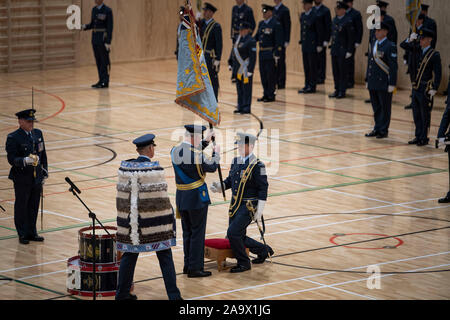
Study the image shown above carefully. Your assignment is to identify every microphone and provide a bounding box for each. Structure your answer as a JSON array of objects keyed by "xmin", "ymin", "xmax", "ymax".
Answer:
[{"xmin": 65, "ymin": 177, "xmax": 81, "ymax": 194}]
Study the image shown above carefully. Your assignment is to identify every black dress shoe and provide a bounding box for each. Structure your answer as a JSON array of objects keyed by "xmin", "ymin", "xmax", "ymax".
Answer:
[
  {"xmin": 336, "ymin": 93, "xmax": 346, "ymax": 99},
  {"xmin": 257, "ymin": 96, "xmax": 267, "ymax": 102},
  {"xmin": 97, "ymin": 83, "xmax": 109, "ymax": 88},
  {"xmin": 298, "ymin": 87, "xmax": 309, "ymax": 94},
  {"xmin": 417, "ymin": 139, "xmax": 429, "ymax": 146},
  {"xmin": 91, "ymin": 82, "xmax": 101, "ymax": 88},
  {"xmin": 438, "ymin": 196, "xmax": 450, "ymax": 204},
  {"xmin": 240, "ymin": 109, "xmax": 251, "ymax": 114},
  {"xmin": 252, "ymin": 247, "xmax": 274, "ymax": 264},
  {"xmin": 376, "ymin": 132, "xmax": 388, "ymax": 139},
  {"xmin": 187, "ymin": 270, "xmax": 212, "ymax": 278},
  {"xmin": 404, "ymin": 104, "xmax": 412, "ymax": 110},
  {"xmin": 329, "ymin": 91, "xmax": 339, "ymax": 98},
  {"xmin": 19, "ymin": 237, "xmax": 29, "ymax": 245},
  {"xmin": 277, "ymin": 85, "xmax": 285, "ymax": 90},
  {"xmin": 364, "ymin": 99, "xmax": 371, "ymax": 103},
  {"xmin": 28, "ymin": 235, "xmax": 44, "ymax": 242},
  {"xmin": 183, "ymin": 267, "xmax": 188, "ymax": 274},
  {"xmin": 365, "ymin": 131, "xmax": 379, "ymax": 137},
  {"xmin": 234, "ymin": 109, "xmax": 242, "ymax": 114},
  {"xmin": 408, "ymin": 138, "xmax": 419, "ymax": 145},
  {"xmin": 116, "ymin": 293, "xmax": 138, "ymax": 301},
  {"xmin": 230, "ymin": 265, "xmax": 251, "ymax": 273},
  {"xmin": 264, "ymin": 97, "xmax": 275, "ymax": 103}
]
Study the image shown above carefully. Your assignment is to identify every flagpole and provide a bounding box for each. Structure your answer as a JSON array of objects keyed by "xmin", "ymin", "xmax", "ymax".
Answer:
[{"xmin": 209, "ymin": 123, "xmax": 226, "ymax": 201}]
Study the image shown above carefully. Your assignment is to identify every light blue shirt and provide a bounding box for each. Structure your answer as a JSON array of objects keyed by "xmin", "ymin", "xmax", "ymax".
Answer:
[
  {"xmin": 205, "ymin": 18, "xmax": 213, "ymax": 26},
  {"xmin": 240, "ymin": 153, "xmax": 254, "ymax": 163},
  {"xmin": 422, "ymin": 45, "xmax": 431, "ymax": 55},
  {"xmin": 373, "ymin": 37, "xmax": 387, "ymax": 56},
  {"xmin": 264, "ymin": 17, "xmax": 273, "ymax": 24},
  {"xmin": 97, "ymin": 3, "xmax": 104, "ymax": 10},
  {"xmin": 274, "ymin": 3, "xmax": 283, "ymax": 10},
  {"xmin": 305, "ymin": 9, "xmax": 312, "ymax": 16}
]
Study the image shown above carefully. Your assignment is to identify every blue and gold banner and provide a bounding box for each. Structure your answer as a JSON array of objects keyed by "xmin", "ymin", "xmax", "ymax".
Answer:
[
  {"xmin": 175, "ymin": 5, "xmax": 220, "ymax": 126},
  {"xmin": 406, "ymin": 0, "xmax": 422, "ymax": 32}
]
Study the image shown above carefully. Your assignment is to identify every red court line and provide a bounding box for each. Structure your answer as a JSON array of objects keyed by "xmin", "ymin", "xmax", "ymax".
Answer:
[
  {"xmin": 0, "ymin": 86, "xmax": 66, "ymax": 131},
  {"xmin": 279, "ymin": 144, "xmax": 405, "ymax": 163}
]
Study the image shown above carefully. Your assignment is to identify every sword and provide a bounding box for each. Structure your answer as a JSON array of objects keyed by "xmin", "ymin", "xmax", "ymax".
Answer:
[
  {"xmin": 209, "ymin": 123, "xmax": 226, "ymax": 201},
  {"xmin": 246, "ymin": 201, "xmax": 272, "ymax": 263}
]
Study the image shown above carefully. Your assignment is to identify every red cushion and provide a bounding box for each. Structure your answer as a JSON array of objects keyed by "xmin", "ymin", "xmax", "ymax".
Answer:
[{"xmin": 205, "ymin": 238, "xmax": 231, "ymax": 249}]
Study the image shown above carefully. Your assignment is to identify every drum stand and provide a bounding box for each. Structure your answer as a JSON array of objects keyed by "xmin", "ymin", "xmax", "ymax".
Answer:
[{"xmin": 68, "ymin": 186, "xmax": 112, "ymax": 301}]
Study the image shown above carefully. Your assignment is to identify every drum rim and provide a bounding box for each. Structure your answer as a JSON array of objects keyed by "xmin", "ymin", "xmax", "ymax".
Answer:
[
  {"xmin": 67, "ymin": 256, "xmax": 120, "ymax": 272},
  {"xmin": 67, "ymin": 288, "xmax": 117, "ymax": 297},
  {"xmin": 78, "ymin": 226, "xmax": 117, "ymax": 239}
]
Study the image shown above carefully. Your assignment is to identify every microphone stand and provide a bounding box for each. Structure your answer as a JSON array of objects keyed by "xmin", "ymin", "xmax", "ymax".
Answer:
[{"xmin": 67, "ymin": 186, "xmax": 112, "ymax": 301}]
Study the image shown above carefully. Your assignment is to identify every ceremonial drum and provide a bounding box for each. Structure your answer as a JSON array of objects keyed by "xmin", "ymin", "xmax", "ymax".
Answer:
[
  {"xmin": 67, "ymin": 226, "xmax": 121, "ymax": 297},
  {"xmin": 78, "ymin": 226, "xmax": 117, "ymax": 263},
  {"xmin": 66, "ymin": 256, "xmax": 119, "ymax": 297}
]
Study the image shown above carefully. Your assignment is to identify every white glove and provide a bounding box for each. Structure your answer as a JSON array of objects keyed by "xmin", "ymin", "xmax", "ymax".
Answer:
[
  {"xmin": 247, "ymin": 72, "xmax": 253, "ymax": 77},
  {"xmin": 388, "ymin": 85, "xmax": 395, "ymax": 93},
  {"xmin": 228, "ymin": 65, "xmax": 232, "ymax": 71},
  {"xmin": 316, "ymin": 46, "xmax": 323, "ymax": 53},
  {"xmin": 213, "ymin": 60, "xmax": 220, "ymax": 73},
  {"xmin": 410, "ymin": 32, "xmax": 418, "ymax": 41},
  {"xmin": 428, "ymin": 90, "xmax": 437, "ymax": 97},
  {"xmin": 284, "ymin": 42, "xmax": 289, "ymax": 48},
  {"xmin": 274, "ymin": 56, "xmax": 280, "ymax": 66},
  {"xmin": 105, "ymin": 43, "xmax": 111, "ymax": 52},
  {"xmin": 81, "ymin": 24, "xmax": 87, "ymax": 31},
  {"xmin": 355, "ymin": 43, "xmax": 360, "ymax": 48},
  {"xmin": 205, "ymin": 129, "xmax": 215, "ymax": 143},
  {"xmin": 210, "ymin": 181, "xmax": 223, "ymax": 193},
  {"xmin": 24, "ymin": 156, "xmax": 38, "ymax": 166},
  {"xmin": 195, "ymin": 12, "xmax": 202, "ymax": 20},
  {"xmin": 404, "ymin": 60, "xmax": 408, "ymax": 65},
  {"xmin": 323, "ymin": 41, "xmax": 328, "ymax": 47},
  {"xmin": 42, "ymin": 175, "xmax": 48, "ymax": 185},
  {"xmin": 439, "ymin": 138, "xmax": 446, "ymax": 144},
  {"xmin": 213, "ymin": 145, "xmax": 220, "ymax": 155},
  {"xmin": 254, "ymin": 200, "xmax": 266, "ymax": 224},
  {"xmin": 345, "ymin": 52, "xmax": 352, "ymax": 59}
]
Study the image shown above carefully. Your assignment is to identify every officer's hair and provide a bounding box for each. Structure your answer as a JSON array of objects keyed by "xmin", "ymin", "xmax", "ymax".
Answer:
[{"xmin": 137, "ymin": 145, "xmax": 151, "ymax": 154}]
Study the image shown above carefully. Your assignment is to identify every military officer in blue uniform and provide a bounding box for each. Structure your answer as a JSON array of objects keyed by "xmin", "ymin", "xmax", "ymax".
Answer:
[
  {"xmin": 116, "ymin": 134, "xmax": 182, "ymax": 301},
  {"xmin": 229, "ymin": 0, "xmax": 256, "ymax": 81},
  {"xmin": 199, "ymin": 3, "xmax": 223, "ymax": 100},
  {"xmin": 329, "ymin": 1, "xmax": 355, "ymax": 99},
  {"xmin": 408, "ymin": 28, "xmax": 442, "ymax": 147},
  {"xmin": 437, "ymin": 82, "xmax": 450, "ymax": 204},
  {"xmin": 298, "ymin": 0, "xmax": 320, "ymax": 94},
  {"xmin": 255, "ymin": 5, "xmax": 284, "ymax": 103},
  {"xmin": 5, "ymin": 109, "xmax": 47, "ymax": 245},
  {"xmin": 343, "ymin": 0, "xmax": 363, "ymax": 89},
  {"xmin": 171, "ymin": 125, "xmax": 219, "ymax": 278},
  {"xmin": 364, "ymin": 22, "xmax": 398, "ymax": 140},
  {"xmin": 313, "ymin": 0, "xmax": 332, "ymax": 85},
  {"xmin": 232, "ymin": 22, "xmax": 257, "ymax": 114},
  {"xmin": 82, "ymin": 0, "xmax": 113, "ymax": 89},
  {"xmin": 273, "ymin": 0, "xmax": 291, "ymax": 90},
  {"xmin": 420, "ymin": 4, "xmax": 437, "ymax": 48},
  {"xmin": 401, "ymin": 14, "xmax": 425, "ymax": 110},
  {"xmin": 211, "ymin": 133, "xmax": 273, "ymax": 273},
  {"xmin": 376, "ymin": 1, "xmax": 397, "ymax": 44}
]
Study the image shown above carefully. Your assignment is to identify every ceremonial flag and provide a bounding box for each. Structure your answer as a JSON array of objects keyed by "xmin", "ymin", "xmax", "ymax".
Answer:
[
  {"xmin": 406, "ymin": 0, "xmax": 422, "ymax": 32},
  {"xmin": 175, "ymin": 1, "xmax": 220, "ymax": 126}
]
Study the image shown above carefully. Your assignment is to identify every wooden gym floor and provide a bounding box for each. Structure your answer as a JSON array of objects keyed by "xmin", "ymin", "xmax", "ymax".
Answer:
[{"xmin": 0, "ymin": 59, "xmax": 449, "ymax": 300}]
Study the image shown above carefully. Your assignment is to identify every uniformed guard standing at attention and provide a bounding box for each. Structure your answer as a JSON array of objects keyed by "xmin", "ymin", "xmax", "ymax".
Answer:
[
  {"xmin": 298, "ymin": 0, "xmax": 320, "ymax": 94},
  {"xmin": 376, "ymin": 1, "xmax": 397, "ymax": 44},
  {"xmin": 273, "ymin": 0, "xmax": 291, "ymax": 90},
  {"xmin": 229, "ymin": 0, "xmax": 256, "ymax": 82},
  {"xmin": 329, "ymin": 1, "xmax": 355, "ymax": 99},
  {"xmin": 313, "ymin": 0, "xmax": 332, "ymax": 85},
  {"xmin": 232, "ymin": 22, "xmax": 257, "ymax": 114},
  {"xmin": 210, "ymin": 133, "xmax": 273, "ymax": 273},
  {"xmin": 82, "ymin": 0, "xmax": 113, "ymax": 89},
  {"xmin": 343, "ymin": 0, "xmax": 363, "ymax": 89},
  {"xmin": 401, "ymin": 14, "xmax": 425, "ymax": 110},
  {"xmin": 364, "ymin": 22, "xmax": 398, "ymax": 140},
  {"xmin": 437, "ymin": 81, "xmax": 450, "ymax": 204},
  {"xmin": 255, "ymin": 5, "xmax": 283, "ymax": 103},
  {"xmin": 420, "ymin": 4, "xmax": 437, "ymax": 48},
  {"xmin": 171, "ymin": 125, "xmax": 219, "ymax": 278},
  {"xmin": 199, "ymin": 3, "xmax": 223, "ymax": 101},
  {"xmin": 5, "ymin": 109, "xmax": 48, "ymax": 245},
  {"xmin": 408, "ymin": 28, "xmax": 441, "ymax": 147},
  {"xmin": 115, "ymin": 134, "xmax": 182, "ymax": 301}
]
